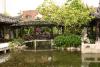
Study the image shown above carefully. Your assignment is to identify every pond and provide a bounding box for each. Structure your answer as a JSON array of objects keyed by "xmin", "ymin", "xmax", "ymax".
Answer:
[{"xmin": 0, "ymin": 51, "xmax": 100, "ymax": 67}]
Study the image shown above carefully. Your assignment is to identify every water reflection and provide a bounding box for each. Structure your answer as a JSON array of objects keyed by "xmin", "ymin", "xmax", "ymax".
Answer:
[
  {"xmin": 0, "ymin": 54, "xmax": 10, "ymax": 63},
  {"xmin": 81, "ymin": 53, "xmax": 100, "ymax": 67},
  {"xmin": 25, "ymin": 55, "xmax": 53, "ymax": 64},
  {"xmin": 0, "ymin": 51, "xmax": 81, "ymax": 67},
  {"xmin": 1, "ymin": 51, "xmax": 100, "ymax": 67}
]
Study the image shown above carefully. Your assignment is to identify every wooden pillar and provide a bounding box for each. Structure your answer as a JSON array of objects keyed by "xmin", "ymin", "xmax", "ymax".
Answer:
[
  {"xmin": 34, "ymin": 40, "xmax": 36, "ymax": 51},
  {"xmin": 87, "ymin": 26, "xmax": 93, "ymax": 38},
  {"xmin": 4, "ymin": 26, "xmax": 10, "ymax": 39},
  {"xmin": 59, "ymin": 26, "xmax": 64, "ymax": 34},
  {"xmin": 96, "ymin": 21, "xmax": 100, "ymax": 41},
  {"xmin": 20, "ymin": 27, "xmax": 23, "ymax": 37},
  {"xmin": 10, "ymin": 28, "xmax": 14, "ymax": 39},
  {"xmin": 50, "ymin": 27, "xmax": 53, "ymax": 39},
  {"xmin": 90, "ymin": 26, "xmax": 94, "ymax": 36},
  {"xmin": 15, "ymin": 29, "xmax": 19, "ymax": 38},
  {"xmin": 62, "ymin": 26, "xmax": 64, "ymax": 34},
  {"xmin": 0, "ymin": 27, "xmax": 4, "ymax": 38},
  {"xmin": 51, "ymin": 39, "xmax": 54, "ymax": 50},
  {"xmin": 4, "ymin": 50, "xmax": 7, "ymax": 54},
  {"xmin": 57, "ymin": 26, "xmax": 61, "ymax": 34},
  {"xmin": 13, "ymin": 28, "xmax": 17, "ymax": 38},
  {"xmin": 34, "ymin": 26, "xmax": 36, "ymax": 39}
]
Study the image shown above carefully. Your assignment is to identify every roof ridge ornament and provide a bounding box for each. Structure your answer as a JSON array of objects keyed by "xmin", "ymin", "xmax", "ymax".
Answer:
[
  {"xmin": 92, "ymin": 0, "xmax": 100, "ymax": 18},
  {"xmin": 97, "ymin": 0, "xmax": 100, "ymax": 12}
]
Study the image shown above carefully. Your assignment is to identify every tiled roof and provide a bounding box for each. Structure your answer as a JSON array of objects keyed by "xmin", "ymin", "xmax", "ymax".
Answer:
[
  {"xmin": 0, "ymin": 14, "xmax": 19, "ymax": 24},
  {"xmin": 12, "ymin": 20, "xmax": 57, "ymax": 26},
  {"xmin": 92, "ymin": 3, "xmax": 100, "ymax": 18},
  {"xmin": 11, "ymin": 20, "xmax": 64, "ymax": 27}
]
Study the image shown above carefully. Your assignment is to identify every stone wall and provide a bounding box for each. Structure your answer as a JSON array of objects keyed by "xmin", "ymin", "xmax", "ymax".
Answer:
[{"xmin": 81, "ymin": 42, "xmax": 100, "ymax": 53}]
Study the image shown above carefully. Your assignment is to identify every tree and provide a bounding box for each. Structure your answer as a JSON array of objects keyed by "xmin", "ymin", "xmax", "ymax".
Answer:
[
  {"xmin": 37, "ymin": 0, "xmax": 60, "ymax": 22},
  {"xmin": 37, "ymin": 0, "xmax": 95, "ymax": 34}
]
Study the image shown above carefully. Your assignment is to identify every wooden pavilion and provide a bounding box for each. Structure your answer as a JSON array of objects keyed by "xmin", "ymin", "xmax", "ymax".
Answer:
[
  {"xmin": 0, "ymin": 13, "xmax": 64, "ymax": 51},
  {"xmin": 8, "ymin": 10, "xmax": 65, "ymax": 41},
  {"xmin": 87, "ymin": 2, "xmax": 100, "ymax": 43},
  {"xmin": 81, "ymin": 1, "xmax": 100, "ymax": 53},
  {"xmin": 0, "ymin": 14, "xmax": 64, "ymax": 41},
  {"xmin": 11, "ymin": 20, "xmax": 64, "ymax": 40},
  {"xmin": 11, "ymin": 20, "xmax": 64, "ymax": 50}
]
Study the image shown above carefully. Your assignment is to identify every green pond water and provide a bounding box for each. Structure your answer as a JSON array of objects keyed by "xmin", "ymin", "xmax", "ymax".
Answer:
[{"xmin": 0, "ymin": 51, "xmax": 100, "ymax": 67}]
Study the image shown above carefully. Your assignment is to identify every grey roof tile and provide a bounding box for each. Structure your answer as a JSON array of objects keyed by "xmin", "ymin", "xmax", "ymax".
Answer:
[{"xmin": 0, "ymin": 14, "xmax": 18, "ymax": 24}]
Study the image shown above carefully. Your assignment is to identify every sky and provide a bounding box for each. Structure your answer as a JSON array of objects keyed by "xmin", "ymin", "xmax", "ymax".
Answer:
[{"xmin": 0, "ymin": 0, "xmax": 99, "ymax": 16}]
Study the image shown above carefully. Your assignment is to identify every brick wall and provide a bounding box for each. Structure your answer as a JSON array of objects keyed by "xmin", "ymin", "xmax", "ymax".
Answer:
[{"xmin": 21, "ymin": 10, "xmax": 42, "ymax": 21}]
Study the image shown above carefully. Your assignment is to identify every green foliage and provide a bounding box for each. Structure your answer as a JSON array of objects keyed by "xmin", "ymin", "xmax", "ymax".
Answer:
[
  {"xmin": 25, "ymin": 42, "xmax": 34, "ymax": 49},
  {"xmin": 9, "ymin": 38, "xmax": 24, "ymax": 48},
  {"xmin": 37, "ymin": 0, "xmax": 60, "ymax": 23},
  {"xmin": 23, "ymin": 27, "xmax": 33, "ymax": 35},
  {"xmin": 37, "ymin": 0, "xmax": 95, "ymax": 34},
  {"xmin": 65, "ymin": 34, "xmax": 81, "ymax": 47},
  {"xmin": 54, "ymin": 34, "xmax": 81, "ymax": 47},
  {"xmin": 54, "ymin": 35, "xmax": 66, "ymax": 47},
  {"xmin": 88, "ymin": 34, "xmax": 96, "ymax": 44},
  {"xmin": 18, "ymin": 27, "xmax": 34, "ymax": 39},
  {"xmin": 18, "ymin": 27, "xmax": 33, "ymax": 37}
]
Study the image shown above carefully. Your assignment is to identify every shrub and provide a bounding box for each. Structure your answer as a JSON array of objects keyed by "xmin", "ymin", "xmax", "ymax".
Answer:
[
  {"xmin": 9, "ymin": 38, "xmax": 24, "ymax": 49},
  {"xmin": 65, "ymin": 34, "xmax": 81, "ymax": 47},
  {"xmin": 54, "ymin": 35, "xmax": 66, "ymax": 47},
  {"xmin": 54, "ymin": 34, "xmax": 81, "ymax": 47}
]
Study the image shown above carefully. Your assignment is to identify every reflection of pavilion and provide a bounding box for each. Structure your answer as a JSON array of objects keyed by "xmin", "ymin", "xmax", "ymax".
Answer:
[{"xmin": 81, "ymin": 54, "xmax": 100, "ymax": 67}]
